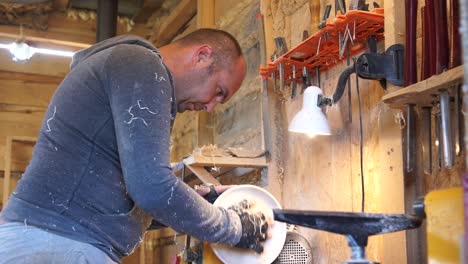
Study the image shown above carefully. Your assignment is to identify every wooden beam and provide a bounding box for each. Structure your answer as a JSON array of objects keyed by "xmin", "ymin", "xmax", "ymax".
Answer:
[
  {"xmin": 133, "ymin": 0, "xmax": 165, "ymax": 23},
  {"xmin": 149, "ymin": 0, "xmax": 197, "ymax": 46},
  {"xmin": 0, "ymin": 70, "xmax": 63, "ymax": 84},
  {"xmin": 260, "ymin": 0, "xmax": 275, "ymax": 60},
  {"xmin": 384, "ymin": 0, "xmax": 405, "ymax": 93},
  {"xmin": 197, "ymin": 0, "xmax": 215, "ymax": 28},
  {"xmin": 0, "ymin": 82, "xmax": 56, "ymax": 107},
  {"xmin": 259, "ymin": 0, "xmax": 283, "ymax": 205},
  {"xmin": 258, "ymin": 1, "xmax": 272, "ymax": 160},
  {"xmin": 0, "ymin": 12, "xmax": 153, "ymax": 51},
  {"xmin": 0, "ymin": 12, "xmax": 94, "ymax": 50},
  {"xmin": 0, "ymin": 71, "xmax": 60, "ymax": 107},
  {"xmin": 185, "ymin": 164, "xmax": 220, "ymax": 185},
  {"xmin": 195, "ymin": 0, "xmax": 216, "ymax": 147},
  {"xmin": 0, "ymin": 48, "xmax": 71, "ymax": 77},
  {"xmin": 2, "ymin": 137, "xmax": 12, "ymax": 207},
  {"xmin": 381, "ymin": 0, "xmax": 409, "ymax": 263},
  {"xmin": 53, "ymin": 0, "xmax": 70, "ymax": 10}
]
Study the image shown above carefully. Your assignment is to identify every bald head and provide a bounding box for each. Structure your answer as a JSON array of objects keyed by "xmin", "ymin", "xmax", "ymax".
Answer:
[
  {"xmin": 159, "ymin": 29, "xmax": 246, "ymax": 113},
  {"xmin": 172, "ymin": 28, "xmax": 243, "ymax": 71}
]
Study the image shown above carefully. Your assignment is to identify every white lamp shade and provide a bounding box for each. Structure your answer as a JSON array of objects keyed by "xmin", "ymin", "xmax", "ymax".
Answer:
[{"xmin": 288, "ymin": 86, "xmax": 331, "ymax": 137}]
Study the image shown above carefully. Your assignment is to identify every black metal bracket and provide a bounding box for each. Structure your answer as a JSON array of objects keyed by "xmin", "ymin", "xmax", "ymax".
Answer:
[
  {"xmin": 318, "ymin": 43, "xmax": 405, "ymax": 107},
  {"xmin": 355, "ymin": 43, "xmax": 405, "ymax": 89}
]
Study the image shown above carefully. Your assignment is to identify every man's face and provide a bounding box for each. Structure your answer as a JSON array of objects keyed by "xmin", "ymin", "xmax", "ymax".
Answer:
[{"xmin": 176, "ymin": 57, "xmax": 246, "ymax": 113}]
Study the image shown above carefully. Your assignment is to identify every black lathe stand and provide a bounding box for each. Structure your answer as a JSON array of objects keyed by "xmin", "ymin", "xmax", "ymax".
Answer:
[{"xmin": 273, "ymin": 209, "xmax": 422, "ymax": 264}]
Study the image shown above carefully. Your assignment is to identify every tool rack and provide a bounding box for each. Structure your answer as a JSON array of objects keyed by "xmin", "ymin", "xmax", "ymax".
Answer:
[{"xmin": 260, "ymin": 8, "xmax": 384, "ymax": 84}]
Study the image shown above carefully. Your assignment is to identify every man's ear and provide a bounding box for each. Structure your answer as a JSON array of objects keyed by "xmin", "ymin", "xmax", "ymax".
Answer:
[{"xmin": 192, "ymin": 45, "xmax": 213, "ymax": 67}]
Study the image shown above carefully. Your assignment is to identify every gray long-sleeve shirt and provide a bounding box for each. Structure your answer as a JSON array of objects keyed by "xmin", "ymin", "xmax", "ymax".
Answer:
[{"xmin": 0, "ymin": 35, "xmax": 241, "ymax": 263}]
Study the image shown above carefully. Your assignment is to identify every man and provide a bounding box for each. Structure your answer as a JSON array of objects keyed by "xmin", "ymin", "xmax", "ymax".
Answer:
[{"xmin": 0, "ymin": 29, "xmax": 269, "ymax": 263}]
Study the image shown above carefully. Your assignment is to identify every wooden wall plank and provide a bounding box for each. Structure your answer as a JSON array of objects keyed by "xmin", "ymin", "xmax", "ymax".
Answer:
[
  {"xmin": 170, "ymin": 111, "xmax": 198, "ymax": 161},
  {"xmin": 0, "ymin": 68, "xmax": 55, "ymax": 181},
  {"xmin": 0, "ymin": 111, "xmax": 44, "ymax": 171},
  {"xmin": 0, "ymin": 70, "xmax": 63, "ymax": 84},
  {"xmin": 195, "ymin": 0, "xmax": 216, "ymax": 147},
  {"xmin": 379, "ymin": 0, "xmax": 410, "ymax": 263},
  {"xmin": 260, "ymin": 0, "xmax": 274, "ymax": 60},
  {"xmin": 2, "ymin": 136, "xmax": 36, "ymax": 206},
  {"xmin": 2, "ymin": 137, "xmax": 12, "ymax": 206},
  {"xmin": 0, "ymin": 81, "xmax": 56, "ymax": 107},
  {"xmin": 258, "ymin": 0, "xmax": 285, "ymax": 204},
  {"xmin": 197, "ymin": 0, "xmax": 215, "ymax": 28}
]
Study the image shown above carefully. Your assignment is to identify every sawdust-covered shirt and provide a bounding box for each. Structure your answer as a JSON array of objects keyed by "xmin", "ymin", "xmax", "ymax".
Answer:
[{"xmin": 0, "ymin": 35, "xmax": 242, "ymax": 263}]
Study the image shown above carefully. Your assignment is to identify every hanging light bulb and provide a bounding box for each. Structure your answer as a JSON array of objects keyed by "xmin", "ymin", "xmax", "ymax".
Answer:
[
  {"xmin": 0, "ymin": 41, "xmax": 75, "ymax": 61},
  {"xmin": 9, "ymin": 42, "xmax": 34, "ymax": 61}
]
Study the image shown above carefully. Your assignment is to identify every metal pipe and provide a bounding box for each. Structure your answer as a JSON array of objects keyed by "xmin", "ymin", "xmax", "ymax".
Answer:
[
  {"xmin": 455, "ymin": 86, "xmax": 461, "ymax": 156},
  {"xmin": 406, "ymin": 104, "xmax": 415, "ymax": 173},
  {"xmin": 460, "ymin": 0, "xmax": 468, "ymax": 166},
  {"xmin": 440, "ymin": 90, "xmax": 454, "ymax": 168},
  {"xmin": 422, "ymin": 107, "xmax": 432, "ymax": 175},
  {"xmin": 435, "ymin": 113, "xmax": 442, "ymax": 171},
  {"xmin": 97, "ymin": 0, "xmax": 118, "ymax": 43}
]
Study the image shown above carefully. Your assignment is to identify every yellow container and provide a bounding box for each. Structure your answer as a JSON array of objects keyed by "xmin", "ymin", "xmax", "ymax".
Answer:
[{"xmin": 426, "ymin": 187, "xmax": 465, "ymax": 264}]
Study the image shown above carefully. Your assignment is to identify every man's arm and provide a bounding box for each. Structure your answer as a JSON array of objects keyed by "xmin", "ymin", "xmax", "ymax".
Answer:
[{"xmin": 147, "ymin": 185, "xmax": 233, "ymax": 230}]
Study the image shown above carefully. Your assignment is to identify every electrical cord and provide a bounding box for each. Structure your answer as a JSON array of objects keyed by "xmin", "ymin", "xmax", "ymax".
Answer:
[{"xmin": 354, "ymin": 63, "xmax": 365, "ymax": 213}]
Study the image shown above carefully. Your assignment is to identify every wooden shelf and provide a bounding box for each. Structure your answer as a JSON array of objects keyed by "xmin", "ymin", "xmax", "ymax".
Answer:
[
  {"xmin": 183, "ymin": 153, "xmax": 268, "ymax": 168},
  {"xmin": 382, "ymin": 65, "xmax": 464, "ymax": 108},
  {"xmin": 172, "ymin": 153, "xmax": 268, "ymax": 185}
]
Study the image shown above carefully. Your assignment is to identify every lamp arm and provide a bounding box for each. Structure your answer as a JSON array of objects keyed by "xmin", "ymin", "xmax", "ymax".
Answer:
[
  {"xmin": 317, "ymin": 64, "xmax": 355, "ymax": 107},
  {"xmin": 332, "ymin": 64, "xmax": 355, "ymax": 103},
  {"xmin": 317, "ymin": 64, "xmax": 356, "ymax": 107}
]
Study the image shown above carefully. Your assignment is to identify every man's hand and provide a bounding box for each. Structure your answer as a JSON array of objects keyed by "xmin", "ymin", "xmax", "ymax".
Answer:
[{"xmin": 228, "ymin": 199, "xmax": 270, "ymax": 253}]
